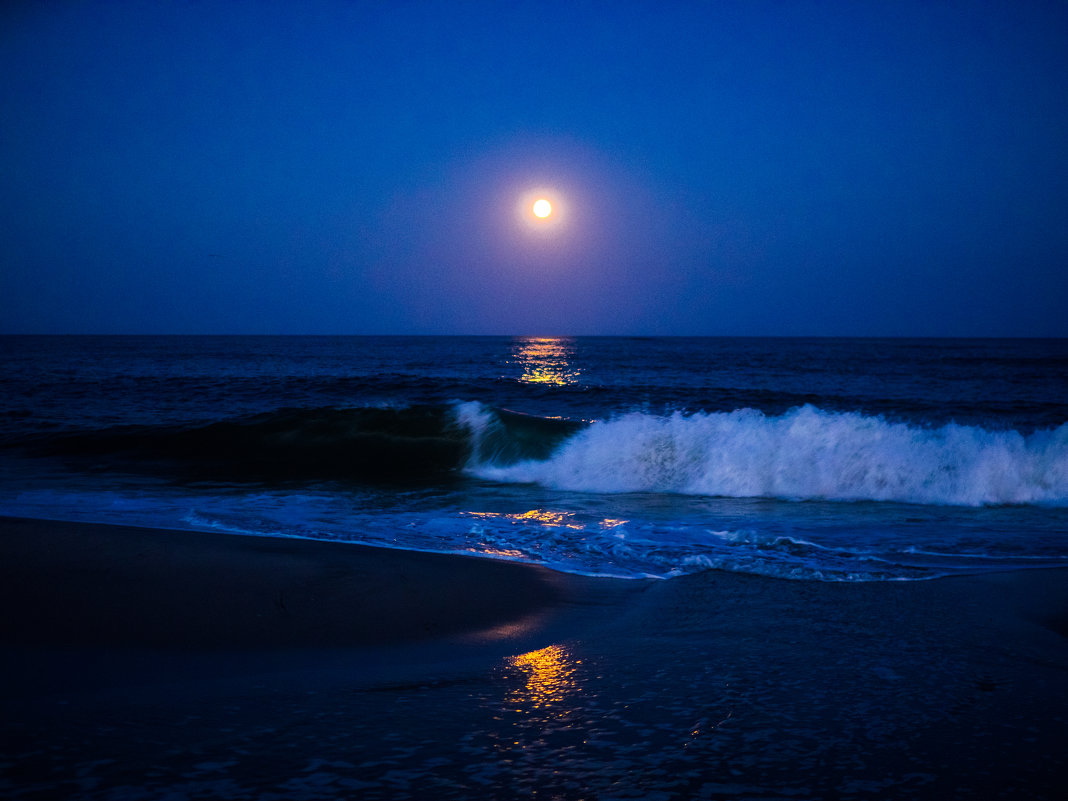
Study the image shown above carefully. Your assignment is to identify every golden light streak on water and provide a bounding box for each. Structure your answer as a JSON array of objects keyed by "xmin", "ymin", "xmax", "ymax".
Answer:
[
  {"xmin": 463, "ymin": 509, "xmax": 628, "ymax": 531},
  {"xmin": 466, "ymin": 546, "xmax": 527, "ymax": 559},
  {"xmin": 513, "ymin": 337, "xmax": 580, "ymax": 386}
]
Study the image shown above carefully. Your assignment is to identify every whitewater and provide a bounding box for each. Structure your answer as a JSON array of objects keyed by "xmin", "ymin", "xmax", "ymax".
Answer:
[{"xmin": 463, "ymin": 403, "xmax": 1068, "ymax": 507}]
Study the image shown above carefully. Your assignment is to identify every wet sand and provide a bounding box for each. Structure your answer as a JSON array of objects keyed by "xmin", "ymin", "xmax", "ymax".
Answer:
[
  {"xmin": 0, "ymin": 516, "xmax": 581, "ymax": 650},
  {"xmin": 2, "ymin": 516, "xmax": 1067, "ymax": 799}
]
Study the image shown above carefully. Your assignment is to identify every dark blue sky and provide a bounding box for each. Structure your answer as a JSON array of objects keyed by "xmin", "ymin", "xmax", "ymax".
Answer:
[{"xmin": 3, "ymin": 1, "xmax": 1067, "ymax": 335}]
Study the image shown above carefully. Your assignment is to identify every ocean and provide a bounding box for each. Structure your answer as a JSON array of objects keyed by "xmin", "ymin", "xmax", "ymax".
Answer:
[{"xmin": 1, "ymin": 335, "xmax": 1066, "ymax": 582}]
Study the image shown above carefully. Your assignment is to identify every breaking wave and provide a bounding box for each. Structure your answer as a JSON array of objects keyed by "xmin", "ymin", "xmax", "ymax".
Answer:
[
  {"xmin": 466, "ymin": 404, "xmax": 1068, "ymax": 507},
  {"xmin": 17, "ymin": 400, "xmax": 1068, "ymax": 505}
]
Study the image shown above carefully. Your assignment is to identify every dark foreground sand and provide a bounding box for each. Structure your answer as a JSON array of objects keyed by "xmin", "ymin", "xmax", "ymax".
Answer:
[
  {"xmin": 2, "ymin": 516, "xmax": 1066, "ymax": 800},
  {"xmin": 0, "ymin": 516, "xmax": 581, "ymax": 651}
]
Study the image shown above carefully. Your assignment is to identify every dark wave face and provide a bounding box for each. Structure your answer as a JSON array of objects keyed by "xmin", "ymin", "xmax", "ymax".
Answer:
[
  {"xmin": 26, "ymin": 406, "xmax": 467, "ymax": 482},
  {"xmin": 18, "ymin": 404, "xmax": 584, "ymax": 484}
]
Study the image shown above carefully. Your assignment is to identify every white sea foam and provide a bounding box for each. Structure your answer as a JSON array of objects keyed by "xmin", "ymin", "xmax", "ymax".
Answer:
[
  {"xmin": 452, "ymin": 400, "xmax": 499, "ymax": 458},
  {"xmin": 469, "ymin": 405, "xmax": 1068, "ymax": 507}
]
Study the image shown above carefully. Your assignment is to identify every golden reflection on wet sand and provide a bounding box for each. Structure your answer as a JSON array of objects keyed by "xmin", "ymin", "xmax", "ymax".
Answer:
[
  {"xmin": 513, "ymin": 337, "xmax": 580, "ymax": 386},
  {"xmin": 506, "ymin": 644, "xmax": 579, "ymax": 716}
]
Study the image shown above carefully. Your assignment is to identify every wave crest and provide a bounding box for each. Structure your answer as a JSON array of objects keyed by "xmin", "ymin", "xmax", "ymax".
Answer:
[{"xmin": 469, "ymin": 405, "xmax": 1068, "ymax": 506}]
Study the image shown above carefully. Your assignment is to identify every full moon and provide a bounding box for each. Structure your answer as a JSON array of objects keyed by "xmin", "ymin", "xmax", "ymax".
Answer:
[{"xmin": 516, "ymin": 188, "xmax": 566, "ymax": 232}]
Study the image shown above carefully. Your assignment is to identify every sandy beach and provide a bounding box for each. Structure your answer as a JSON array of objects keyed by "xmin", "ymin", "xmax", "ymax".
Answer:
[{"xmin": 2, "ymin": 515, "xmax": 1067, "ymax": 799}]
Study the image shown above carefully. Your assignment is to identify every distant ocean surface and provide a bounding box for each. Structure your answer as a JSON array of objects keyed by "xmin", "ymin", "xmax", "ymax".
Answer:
[{"xmin": 1, "ymin": 336, "xmax": 1066, "ymax": 581}]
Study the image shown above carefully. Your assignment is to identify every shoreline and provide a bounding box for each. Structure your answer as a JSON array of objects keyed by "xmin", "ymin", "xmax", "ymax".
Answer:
[{"xmin": 3, "ymin": 513, "xmax": 1067, "ymax": 648}]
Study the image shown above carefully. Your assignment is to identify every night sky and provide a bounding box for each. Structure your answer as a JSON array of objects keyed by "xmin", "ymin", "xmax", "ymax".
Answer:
[{"xmin": 3, "ymin": 1, "xmax": 1067, "ymax": 336}]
